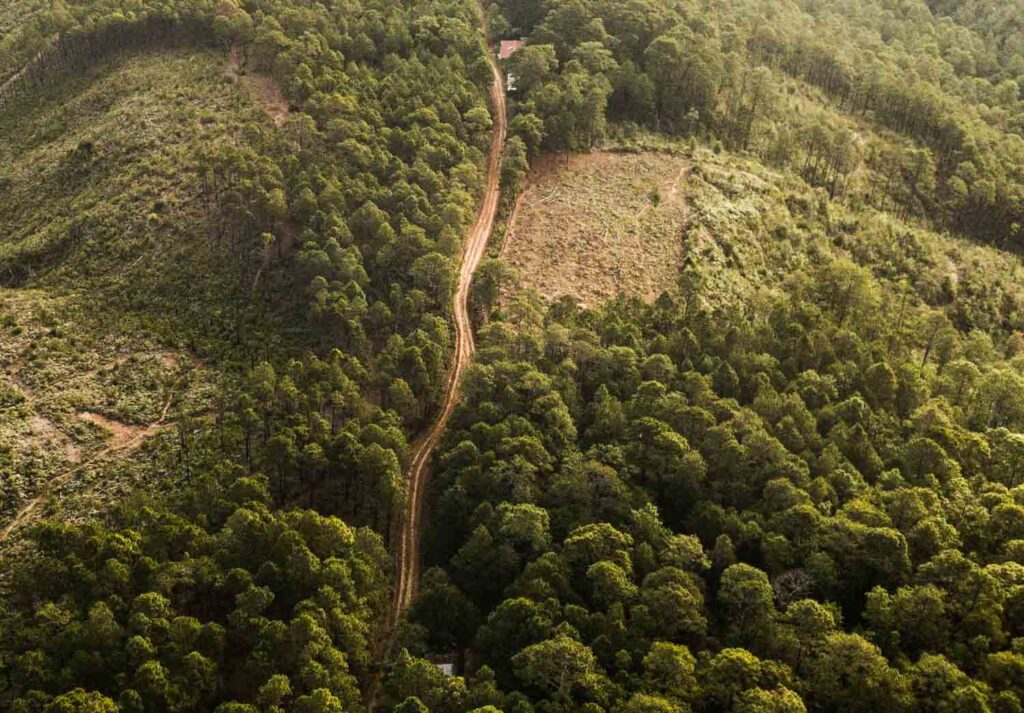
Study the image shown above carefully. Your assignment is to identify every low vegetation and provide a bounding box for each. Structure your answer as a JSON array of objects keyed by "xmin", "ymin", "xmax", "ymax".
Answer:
[
  {"xmin": 501, "ymin": 150, "xmax": 689, "ymax": 307},
  {"xmin": 0, "ymin": 289, "xmax": 218, "ymax": 537},
  {"xmin": 0, "ymin": 46, "xmax": 286, "ymax": 544}
]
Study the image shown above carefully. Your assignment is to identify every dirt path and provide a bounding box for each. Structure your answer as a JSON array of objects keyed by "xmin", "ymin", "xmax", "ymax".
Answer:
[
  {"xmin": 390, "ymin": 12, "xmax": 507, "ymax": 622},
  {"xmin": 363, "ymin": 13, "xmax": 504, "ymax": 709}
]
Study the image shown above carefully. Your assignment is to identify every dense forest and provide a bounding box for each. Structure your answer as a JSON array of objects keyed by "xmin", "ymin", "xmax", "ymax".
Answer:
[
  {"xmin": 2, "ymin": 0, "xmax": 1024, "ymax": 712},
  {"xmin": 411, "ymin": 263, "xmax": 1024, "ymax": 712}
]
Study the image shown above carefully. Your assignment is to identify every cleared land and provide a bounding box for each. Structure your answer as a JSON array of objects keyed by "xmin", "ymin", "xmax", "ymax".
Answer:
[
  {"xmin": 0, "ymin": 47, "xmax": 291, "ymax": 543},
  {"xmin": 0, "ymin": 289, "xmax": 218, "ymax": 541},
  {"xmin": 502, "ymin": 151, "xmax": 690, "ymax": 307},
  {"xmin": 503, "ymin": 143, "xmax": 1024, "ymax": 334}
]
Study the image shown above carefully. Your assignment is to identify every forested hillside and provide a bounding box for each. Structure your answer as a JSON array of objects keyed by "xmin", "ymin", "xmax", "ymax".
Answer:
[
  {"xmin": 1, "ymin": 0, "xmax": 1024, "ymax": 712},
  {"xmin": 495, "ymin": 0, "xmax": 1024, "ymax": 245},
  {"xmin": 402, "ymin": 0, "xmax": 1024, "ymax": 712},
  {"xmin": 415, "ymin": 224, "xmax": 1024, "ymax": 712},
  {"xmin": 0, "ymin": 0, "xmax": 496, "ymax": 709}
]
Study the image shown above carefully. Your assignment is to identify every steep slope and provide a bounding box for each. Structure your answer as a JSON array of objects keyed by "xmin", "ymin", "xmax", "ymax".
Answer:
[
  {"xmin": 0, "ymin": 48, "xmax": 293, "ymax": 345},
  {"xmin": 0, "ymin": 0, "xmax": 504, "ymax": 709},
  {"xmin": 0, "ymin": 47, "xmax": 287, "ymax": 538}
]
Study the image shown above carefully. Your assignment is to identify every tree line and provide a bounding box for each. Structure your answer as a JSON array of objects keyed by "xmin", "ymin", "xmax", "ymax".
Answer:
[{"xmin": 491, "ymin": 0, "xmax": 1024, "ymax": 248}]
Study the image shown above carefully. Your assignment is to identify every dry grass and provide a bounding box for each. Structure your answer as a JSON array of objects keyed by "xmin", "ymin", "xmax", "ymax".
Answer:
[
  {"xmin": 502, "ymin": 151, "xmax": 691, "ymax": 307},
  {"xmin": 501, "ymin": 140, "xmax": 1024, "ymax": 338},
  {"xmin": 0, "ymin": 288, "xmax": 218, "ymax": 540}
]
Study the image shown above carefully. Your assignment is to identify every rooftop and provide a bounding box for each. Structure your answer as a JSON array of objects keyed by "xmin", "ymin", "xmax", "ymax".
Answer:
[{"xmin": 499, "ymin": 40, "xmax": 526, "ymax": 60}]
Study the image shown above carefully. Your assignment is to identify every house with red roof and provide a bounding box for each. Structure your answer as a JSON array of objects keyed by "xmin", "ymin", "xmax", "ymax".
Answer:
[
  {"xmin": 499, "ymin": 40, "xmax": 525, "ymax": 60},
  {"xmin": 498, "ymin": 39, "xmax": 526, "ymax": 92}
]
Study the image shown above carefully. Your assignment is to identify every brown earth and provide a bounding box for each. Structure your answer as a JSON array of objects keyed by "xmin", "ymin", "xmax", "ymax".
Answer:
[
  {"xmin": 229, "ymin": 44, "xmax": 290, "ymax": 127},
  {"xmin": 77, "ymin": 411, "xmax": 147, "ymax": 447},
  {"xmin": 502, "ymin": 151, "xmax": 691, "ymax": 307},
  {"xmin": 0, "ymin": 382, "xmax": 179, "ymax": 543}
]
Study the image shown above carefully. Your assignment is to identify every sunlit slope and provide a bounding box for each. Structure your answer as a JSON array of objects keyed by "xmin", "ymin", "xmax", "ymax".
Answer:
[
  {"xmin": 501, "ymin": 139, "xmax": 1024, "ymax": 345},
  {"xmin": 0, "ymin": 47, "xmax": 296, "ymax": 354},
  {"xmin": 0, "ymin": 46, "xmax": 294, "ymax": 535}
]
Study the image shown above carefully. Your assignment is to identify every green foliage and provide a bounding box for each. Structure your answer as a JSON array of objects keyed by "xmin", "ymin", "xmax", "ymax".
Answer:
[
  {"xmin": 496, "ymin": 0, "xmax": 1024, "ymax": 247},
  {"xmin": 5, "ymin": 2, "xmax": 1024, "ymax": 713},
  {"xmin": 415, "ymin": 247, "xmax": 1024, "ymax": 710},
  {"xmin": 0, "ymin": 0, "xmax": 496, "ymax": 709},
  {"xmin": 1, "ymin": 474, "xmax": 388, "ymax": 712}
]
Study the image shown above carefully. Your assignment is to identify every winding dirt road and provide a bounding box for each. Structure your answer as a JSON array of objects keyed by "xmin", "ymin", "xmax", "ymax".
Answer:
[{"xmin": 391, "ymin": 26, "xmax": 507, "ymax": 619}]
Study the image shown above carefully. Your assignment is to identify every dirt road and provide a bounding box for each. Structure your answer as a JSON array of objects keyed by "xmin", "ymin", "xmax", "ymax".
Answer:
[{"xmin": 390, "ymin": 28, "xmax": 507, "ymax": 619}]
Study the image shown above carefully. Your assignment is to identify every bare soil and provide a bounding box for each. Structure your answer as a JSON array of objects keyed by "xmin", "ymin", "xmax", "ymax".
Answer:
[
  {"xmin": 503, "ymin": 151, "xmax": 691, "ymax": 307},
  {"xmin": 229, "ymin": 44, "xmax": 290, "ymax": 127},
  {"xmin": 77, "ymin": 411, "xmax": 146, "ymax": 447}
]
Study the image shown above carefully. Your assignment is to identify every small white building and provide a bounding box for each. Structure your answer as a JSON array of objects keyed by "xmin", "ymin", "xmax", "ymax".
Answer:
[{"xmin": 498, "ymin": 39, "xmax": 526, "ymax": 93}]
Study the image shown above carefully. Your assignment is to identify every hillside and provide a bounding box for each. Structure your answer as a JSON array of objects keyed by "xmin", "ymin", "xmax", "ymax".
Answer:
[
  {"xmin": 493, "ymin": 0, "xmax": 1024, "ymax": 247},
  {"xmin": 2, "ymin": 0, "xmax": 1024, "ymax": 712},
  {"xmin": 0, "ymin": 0, "xmax": 497, "ymax": 709},
  {"xmin": 0, "ymin": 45, "xmax": 302, "ymax": 541},
  {"xmin": 500, "ymin": 138, "xmax": 1024, "ymax": 330},
  {"xmin": 409, "ymin": 0, "xmax": 1024, "ymax": 711}
]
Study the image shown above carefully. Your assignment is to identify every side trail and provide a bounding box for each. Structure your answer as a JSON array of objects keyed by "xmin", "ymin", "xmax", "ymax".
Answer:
[{"xmin": 391, "ymin": 18, "xmax": 507, "ymax": 620}]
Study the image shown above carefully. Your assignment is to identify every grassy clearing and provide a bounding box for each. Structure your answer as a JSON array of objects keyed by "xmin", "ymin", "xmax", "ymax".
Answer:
[
  {"xmin": 502, "ymin": 151, "xmax": 691, "ymax": 307},
  {"xmin": 502, "ymin": 138, "xmax": 1024, "ymax": 339}
]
